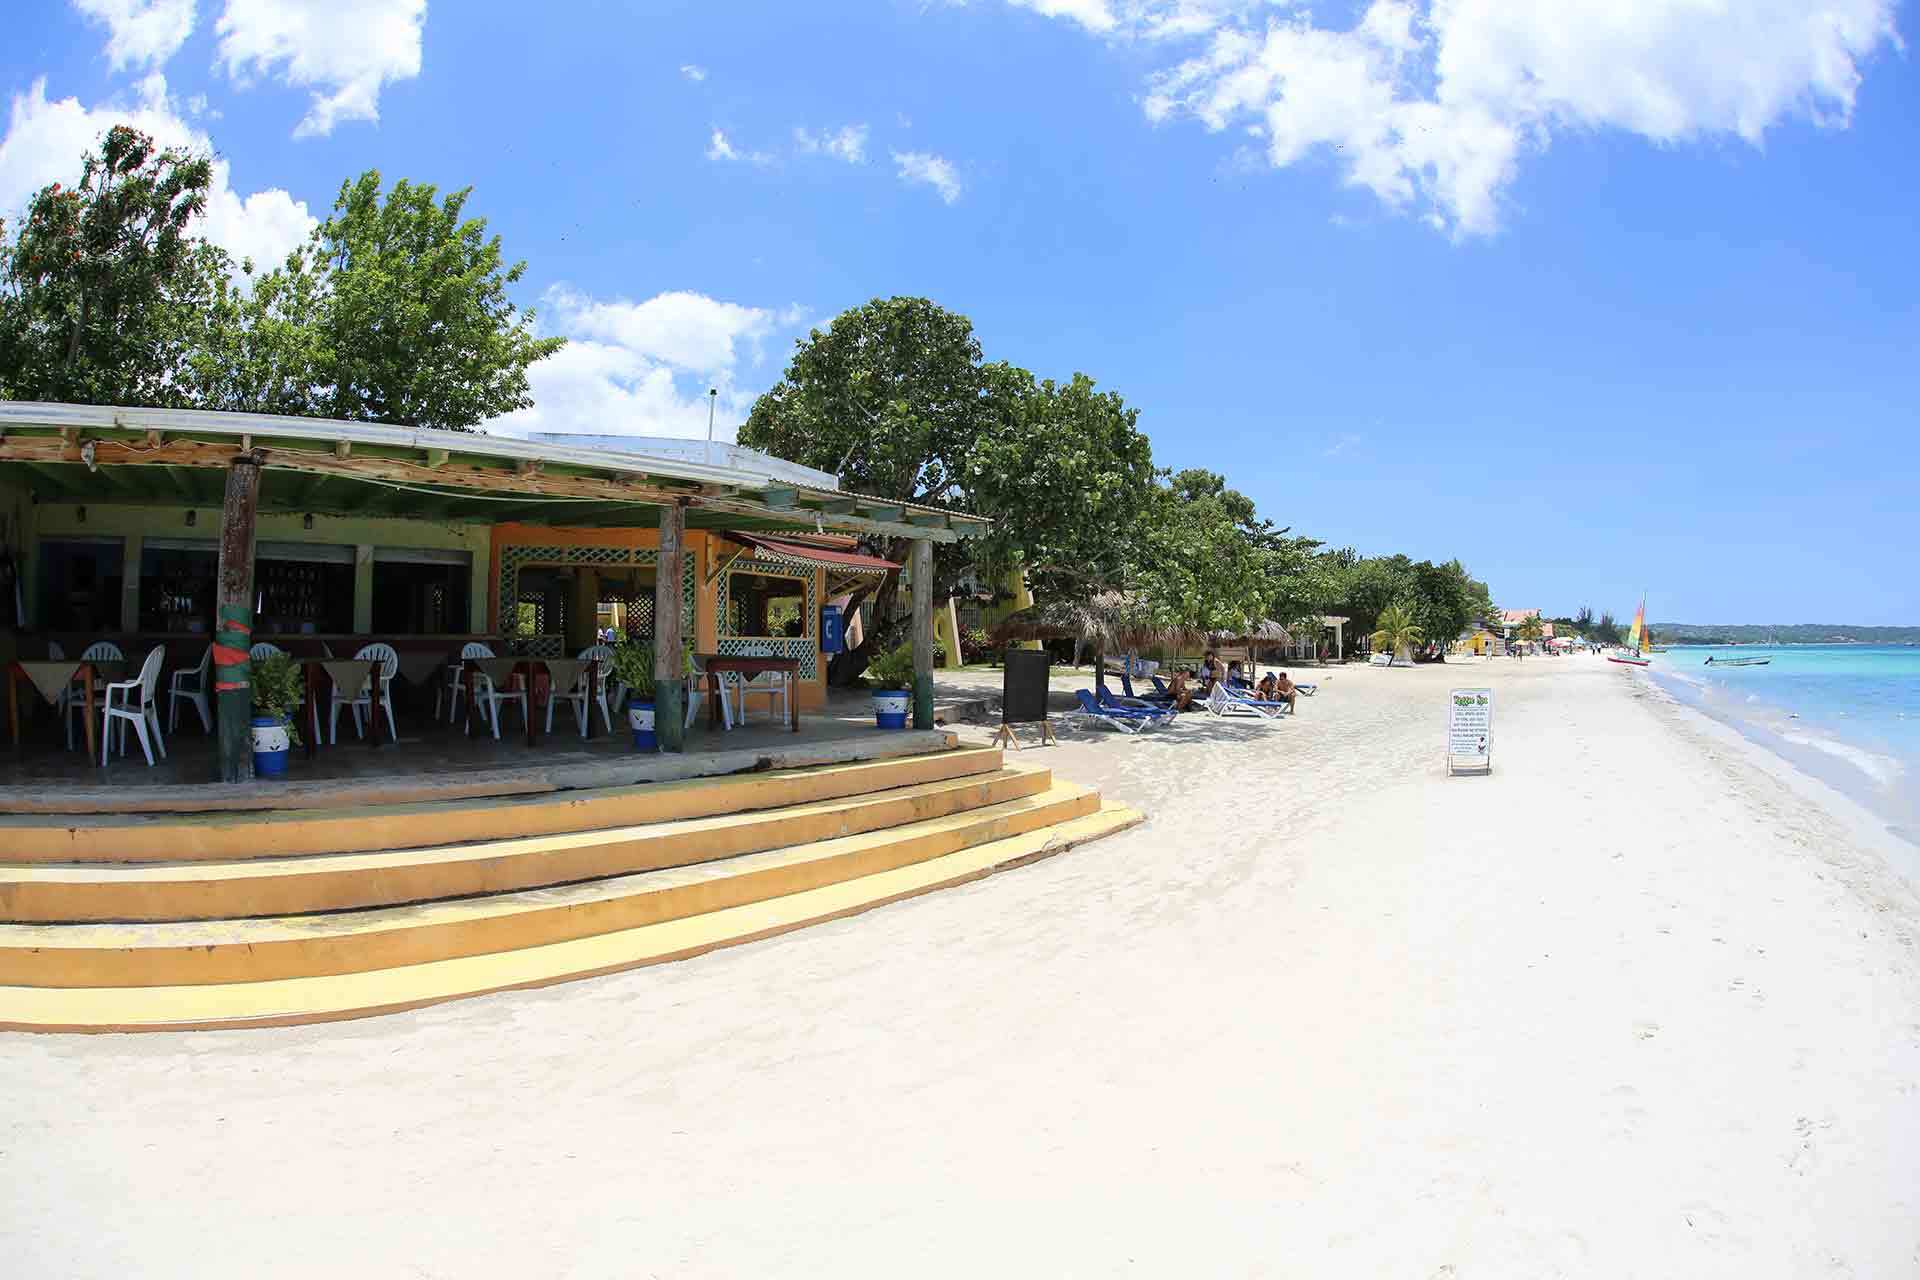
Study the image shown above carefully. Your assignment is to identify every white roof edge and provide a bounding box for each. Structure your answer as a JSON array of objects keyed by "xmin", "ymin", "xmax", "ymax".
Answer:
[
  {"xmin": 0, "ymin": 400, "xmax": 990, "ymax": 528},
  {"xmin": 523, "ymin": 432, "xmax": 839, "ymax": 491},
  {"xmin": 0, "ymin": 401, "xmax": 782, "ymax": 492}
]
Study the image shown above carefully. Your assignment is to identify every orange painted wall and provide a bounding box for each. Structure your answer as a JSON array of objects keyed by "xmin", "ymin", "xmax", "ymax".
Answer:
[{"xmin": 487, "ymin": 523, "xmax": 829, "ymax": 710}]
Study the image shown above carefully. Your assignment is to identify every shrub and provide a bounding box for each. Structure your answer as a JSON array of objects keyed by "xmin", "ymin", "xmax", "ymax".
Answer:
[
  {"xmin": 865, "ymin": 643, "xmax": 916, "ymax": 691},
  {"xmin": 249, "ymin": 651, "xmax": 305, "ymax": 746}
]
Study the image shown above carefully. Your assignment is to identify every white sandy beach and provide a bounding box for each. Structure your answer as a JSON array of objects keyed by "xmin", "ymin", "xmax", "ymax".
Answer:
[{"xmin": 3, "ymin": 654, "xmax": 1918, "ymax": 1277}]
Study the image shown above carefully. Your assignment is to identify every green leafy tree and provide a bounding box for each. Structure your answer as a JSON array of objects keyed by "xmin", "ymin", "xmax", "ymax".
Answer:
[
  {"xmin": 741, "ymin": 297, "xmax": 987, "ymax": 677},
  {"xmin": 965, "ymin": 363, "xmax": 1157, "ymax": 601},
  {"xmin": 1369, "ymin": 601, "xmax": 1425, "ymax": 665},
  {"xmin": 180, "ymin": 248, "xmax": 328, "ymax": 415},
  {"xmin": 300, "ymin": 172, "xmax": 562, "ymax": 430},
  {"xmin": 1337, "ymin": 555, "xmax": 1414, "ymax": 644},
  {"xmin": 1404, "ymin": 559, "xmax": 1483, "ymax": 649},
  {"xmin": 0, "ymin": 125, "xmax": 221, "ymax": 405},
  {"xmin": 1126, "ymin": 472, "xmax": 1272, "ymax": 636}
]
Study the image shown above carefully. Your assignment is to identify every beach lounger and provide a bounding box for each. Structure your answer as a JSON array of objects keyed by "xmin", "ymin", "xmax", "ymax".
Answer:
[
  {"xmin": 1206, "ymin": 684, "xmax": 1289, "ymax": 720},
  {"xmin": 1075, "ymin": 690, "xmax": 1176, "ymax": 733}
]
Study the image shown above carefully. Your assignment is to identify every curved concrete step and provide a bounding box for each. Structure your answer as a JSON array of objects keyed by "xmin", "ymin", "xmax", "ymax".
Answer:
[
  {"xmin": 0, "ymin": 803, "xmax": 1144, "ymax": 1032},
  {"xmin": 0, "ymin": 783, "xmax": 1103, "ymax": 987},
  {"xmin": 0, "ymin": 765, "xmax": 1054, "ymax": 923},
  {"xmin": 0, "ymin": 746, "xmax": 1006, "ymax": 864}
]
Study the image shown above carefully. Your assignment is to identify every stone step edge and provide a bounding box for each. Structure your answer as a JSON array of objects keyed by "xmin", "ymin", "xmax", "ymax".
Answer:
[
  {"xmin": 0, "ymin": 730, "xmax": 964, "ymax": 817},
  {"xmin": 0, "ymin": 745, "xmax": 1007, "ymax": 864},
  {"xmin": 0, "ymin": 784, "xmax": 1103, "ymax": 987},
  {"xmin": 0, "ymin": 764, "xmax": 1056, "ymax": 924},
  {"xmin": 0, "ymin": 803, "xmax": 1145, "ymax": 1033}
]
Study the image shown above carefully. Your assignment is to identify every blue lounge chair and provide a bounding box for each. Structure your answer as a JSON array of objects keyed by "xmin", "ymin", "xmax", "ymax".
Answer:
[{"xmin": 1075, "ymin": 689, "xmax": 1176, "ymax": 733}]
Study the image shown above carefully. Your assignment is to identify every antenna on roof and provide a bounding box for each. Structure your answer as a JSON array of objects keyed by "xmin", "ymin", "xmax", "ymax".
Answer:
[{"xmin": 705, "ymin": 389, "xmax": 718, "ymax": 466}]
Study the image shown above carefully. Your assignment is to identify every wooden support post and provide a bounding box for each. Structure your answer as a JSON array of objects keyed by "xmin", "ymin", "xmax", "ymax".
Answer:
[
  {"xmin": 912, "ymin": 538, "xmax": 935, "ymax": 730},
  {"xmin": 654, "ymin": 501, "xmax": 687, "ymax": 752},
  {"xmin": 212, "ymin": 454, "xmax": 262, "ymax": 783}
]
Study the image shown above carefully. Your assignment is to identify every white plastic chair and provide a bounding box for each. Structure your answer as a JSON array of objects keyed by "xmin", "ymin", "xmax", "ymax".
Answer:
[
  {"xmin": 451, "ymin": 642, "xmax": 526, "ymax": 740},
  {"xmin": 687, "ymin": 654, "xmax": 732, "ymax": 732},
  {"xmin": 547, "ymin": 645, "xmax": 614, "ymax": 737},
  {"xmin": 733, "ymin": 651, "xmax": 790, "ymax": 726},
  {"xmin": 167, "ymin": 645, "xmax": 214, "ymax": 734},
  {"xmin": 99, "ymin": 645, "xmax": 168, "ymax": 766},
  {"xmin": 249, "ymin": 642, "xmax": 285, "ymax": 660},
  {"xmin": 64, "ymin": 641, "xmax": 124, "ymax": 750},
  {"xmin": 331, "ymin": 643, "xmax": 399, "ymax": 744}
]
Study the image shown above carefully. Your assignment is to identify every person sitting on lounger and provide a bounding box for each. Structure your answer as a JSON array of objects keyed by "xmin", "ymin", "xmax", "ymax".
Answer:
[
  {"xmin": 1271, "ymin": 670, "xmax": 1300, "ymax": 712},
  {"xmin": 1166, "ymin": 670, "xmax": 1200, "ymax": 712},
  {"xmin": 1256, "ymin": 672, "xmax": 1280, "ymax": 702},
  {"xmin": 1198, "ymin": 651, "xmax": 1225, "ymax": 691}
]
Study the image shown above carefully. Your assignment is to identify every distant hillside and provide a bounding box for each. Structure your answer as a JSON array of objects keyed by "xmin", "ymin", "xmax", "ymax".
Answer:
[{"xmin": 1655, "ymin": 623, "xmax": 1920, "ymax": 645}]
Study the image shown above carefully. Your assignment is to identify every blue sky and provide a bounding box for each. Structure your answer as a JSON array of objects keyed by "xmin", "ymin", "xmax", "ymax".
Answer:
[{"xmin": 2, "ymin": 1, "xmax": 1915, "ymax": 624}]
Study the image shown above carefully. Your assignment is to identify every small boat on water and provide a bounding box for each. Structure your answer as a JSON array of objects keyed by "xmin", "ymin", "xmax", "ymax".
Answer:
[
  {"xmin": 1705, "ymin": 655, "xmax": 1771, "ymax": 667},
  {"xmin": 1607, "ymin": 596, "xmax": 1654, "ymax": 667}
]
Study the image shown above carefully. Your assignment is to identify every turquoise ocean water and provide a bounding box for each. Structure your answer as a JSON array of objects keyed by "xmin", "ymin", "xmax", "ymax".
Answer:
[{"xmin": 1648, "ymin": 645, "xmax": 1920, "ymax": 843}]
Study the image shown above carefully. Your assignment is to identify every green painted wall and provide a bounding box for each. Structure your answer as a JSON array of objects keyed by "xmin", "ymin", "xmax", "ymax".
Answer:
[{"xmin": 25, "ymin": 504, "xmax": 490, "ymax": 632}]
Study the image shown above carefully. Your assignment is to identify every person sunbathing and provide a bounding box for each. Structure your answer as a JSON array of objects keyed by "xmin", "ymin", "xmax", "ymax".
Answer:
[{"xmin": 1166, "ymin": 670, "xmax": 1200, "ymax": 712}]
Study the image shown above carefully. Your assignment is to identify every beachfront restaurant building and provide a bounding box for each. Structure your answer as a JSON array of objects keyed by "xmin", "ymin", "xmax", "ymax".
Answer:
[
  {"xmin": 0, "ymin": 402, "xmax": 986, "ymax": 782},
  {"xmin": 0, "ymin": 406, "xmax": 1163, "ymax": 1037}
]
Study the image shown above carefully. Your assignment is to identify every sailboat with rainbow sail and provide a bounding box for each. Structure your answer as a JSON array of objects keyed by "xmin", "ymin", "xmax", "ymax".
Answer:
[{"xmin": 1607, "ymin": 596, "xmax": 1653, "ymax": 667}]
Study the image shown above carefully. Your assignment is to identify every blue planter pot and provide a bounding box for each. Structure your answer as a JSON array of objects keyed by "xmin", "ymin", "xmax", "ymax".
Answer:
[
  {"xmin": 628, "ymin": 701, "xmax": 658, "ymax": 751},
  {"xmin": 873, "ymin": 690, "xmax": 910, "ymax": 730},
  {"xmin": 250, "ymin": 715, "xmax": 291, "ymax": 776}
]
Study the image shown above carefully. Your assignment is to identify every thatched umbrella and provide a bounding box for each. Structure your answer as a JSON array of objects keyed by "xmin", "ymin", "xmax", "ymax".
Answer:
[{"xmin": 991, "ymin": 592, "xmax": 1195, "ymax": 691}]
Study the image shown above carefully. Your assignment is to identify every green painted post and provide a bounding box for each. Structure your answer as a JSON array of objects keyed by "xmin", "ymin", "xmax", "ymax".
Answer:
[
  {"xmin": 911, "ymin": 538, "xmax": 935, "ymax": 730},
  {"xmin": 212, "ymin": 455, "xmax": 262, "ymax": 782},
  {"xmin": 654, "ymin": 500, "xmax": 687, "ymax": 752}
]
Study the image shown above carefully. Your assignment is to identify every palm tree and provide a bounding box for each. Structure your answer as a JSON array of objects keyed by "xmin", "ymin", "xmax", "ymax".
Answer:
[
  {"xmin": 1369, "ymin": 602, "xmax": 1424, "ymax": 666},
  {"xmin": 1517, "ymin": 615, "xmax": 1545, "ymax": 647}
]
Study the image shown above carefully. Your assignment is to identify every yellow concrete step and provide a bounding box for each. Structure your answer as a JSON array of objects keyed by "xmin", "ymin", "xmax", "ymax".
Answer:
[
  {"xmin": 0, "ymin": 782, "xmax": 1104, "ymax": 988},
  {"xmin": 0, "ymin": 802, "xmax": 1144, "ymax": 1032},
  {"xmin": 0, "ymin": 765, "xmax": 1055, "ymax": 923},
  {"xmin": 0, "ymin": 746, "xmax": 1006, "ymax": 864}
]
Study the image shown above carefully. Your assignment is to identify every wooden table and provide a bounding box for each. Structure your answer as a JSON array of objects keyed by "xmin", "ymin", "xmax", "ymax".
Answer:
[
  {"xmin": 7, "ymin": 659, "xmax": 123, "ymax": 762},
  {"xmin": 461, "ymin": 657, "xmax": 602, "ymax": 747},
  {"xmin": 698, "ymin": 655, "xmax": 801, "ymax": 733}
]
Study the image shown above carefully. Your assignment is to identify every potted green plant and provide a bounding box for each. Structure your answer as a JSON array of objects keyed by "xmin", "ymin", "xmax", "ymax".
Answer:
[
  {"xmin": 610, "ymin": 640, "xmax": 657, "ymax": 750},
  {"xmin": 249, "ymin": 650, "xmax": 304, "ymax": 775},
  {"xmin": 866, "ymin": 642, "xmax": 915, "ymax": 729}
]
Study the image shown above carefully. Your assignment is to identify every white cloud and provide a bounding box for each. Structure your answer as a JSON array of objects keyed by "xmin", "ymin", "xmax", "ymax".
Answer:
[
  {"xmin": 0, "ymin": 76, "xmax": 315, "ymax": 269},
  {"xmin": 71, "ymin": 0, "xmax": 197, "ymax": 71},
  {"xmin": 487, "ymin": 287, "xmax": 808, "ymax": 440},
  {"xmin": 1008, "ymin": 0, "xmax": 1118, "ymax": 33},
  {"xmin": 706, "ymin": 127, "xmax": 772, "ymax": 166},
  {"xmin": 1034, "ymin": 0, "xmax": 1903, "ymax": 237},
  {"xmin": 1005, "ymin": 0, "xmax": 1255, "ymax": 40},
  {"xmin": 794, "ymin": 123, "xmax": 868, "ymax": 164},
  {"xmin": 680, "ymin": 63, "xmax": 707, "ymax": 82},
  {"xmin": 214, "ymin": 0, "xmax": 425, "ymax": 138},
  {"xmin": 891, "ymin": 149, "xmax": 962, "ymax": 203}
]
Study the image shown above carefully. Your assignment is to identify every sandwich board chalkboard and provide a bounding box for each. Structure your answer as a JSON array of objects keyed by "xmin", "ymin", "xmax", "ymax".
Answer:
[
  {"xmin": 1445, "ymin": 688, "xmax": 1493, "ymax": 776},
  {"xmin": 994, "ymin": 648, "xmax": 1056, "ymax": 750}
]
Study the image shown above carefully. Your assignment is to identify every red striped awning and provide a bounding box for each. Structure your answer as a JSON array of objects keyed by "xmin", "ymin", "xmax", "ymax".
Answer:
[{"xmin": 728, "ymin": 533, "xmax": 901, "ymax": 574}]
